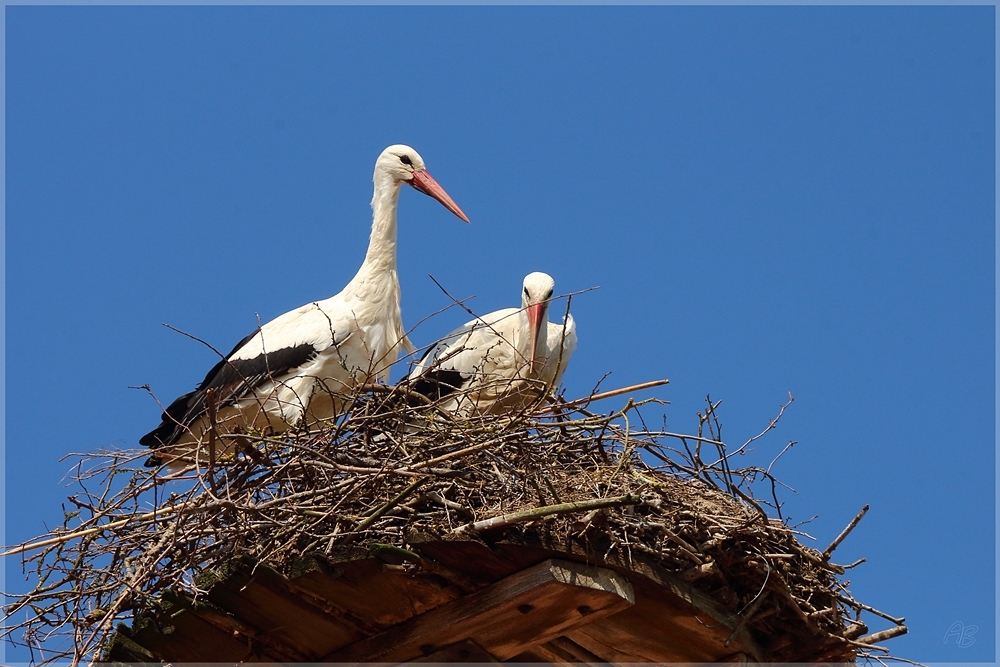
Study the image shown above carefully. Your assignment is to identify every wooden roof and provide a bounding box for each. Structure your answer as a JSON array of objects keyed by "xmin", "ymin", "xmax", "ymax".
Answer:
[{"xmin": 106, "ymin": 534, "xmax": 775, "ymax": 664}]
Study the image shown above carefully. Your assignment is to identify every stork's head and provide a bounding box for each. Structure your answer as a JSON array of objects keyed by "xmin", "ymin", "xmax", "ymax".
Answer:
[
  {"xmin": 376, "ymin": 145, "xmax": 469, "ymax": 223},
  {"xmin": 522, "ymin": 272, "xmax": 556, "ymax": 368}
]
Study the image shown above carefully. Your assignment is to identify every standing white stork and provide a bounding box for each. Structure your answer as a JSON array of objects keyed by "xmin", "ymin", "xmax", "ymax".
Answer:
[
  {"xmin": 141, "ymin": 145, "xmax": 469, "ymax": 470},
  {"xmin": 403, "ymin": 272, "xmax": 577, "ymax": 417}
]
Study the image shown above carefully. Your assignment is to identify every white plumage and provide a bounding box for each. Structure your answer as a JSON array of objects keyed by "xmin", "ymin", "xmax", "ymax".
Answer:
[
  {"xmin": 142, "ymin": 145, "xmax": 468, "ymax": 470},
  {"xmin": 404, "ymin": 272, "xmax": 577, "ymax": 416}
]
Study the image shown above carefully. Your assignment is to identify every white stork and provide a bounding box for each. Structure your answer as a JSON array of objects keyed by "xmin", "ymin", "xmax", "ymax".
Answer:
[
  {"xmin": 403, "ymin": 272, "xmax": 577, "ymax": 416},
  {"xmin": 141, "ymin": 145, "xmax": 469, "ymax": 470}
]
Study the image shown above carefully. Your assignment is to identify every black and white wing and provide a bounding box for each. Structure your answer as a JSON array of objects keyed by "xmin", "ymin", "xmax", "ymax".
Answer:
[
  {"xmin": 140, "ymin": 334, "xmax": 318, "ymax": 452},
  {"xmin": 140, "ymin": 300, "xmax": 352, "ymax": 467},
  {"xmin": 403, "ymin": 308, "xmax": 519, "ymax": 402}
]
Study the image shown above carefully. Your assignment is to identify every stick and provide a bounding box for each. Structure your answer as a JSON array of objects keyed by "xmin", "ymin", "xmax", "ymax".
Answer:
[
  {"xmin": 1, "ymin": 505, "xmax": 182, "ymax": 558},
  {"xmin": 206, "ymin": 387, "xmax": 218, "ymax": 470},
  {"xmin": 354, "ymin": 477, "xmax": 427, "ymax": 533},
  {"xmin": 539, "ymin": 379, "xmax": 670, "ymax": 412},
  {"xmin": 400, "ymin": 433, "xmax": 522, "ymax": 472},
  {"xmin": 741, "ymin": 391, "xmax": 794, "ymax": 449},
  {"xmin": 725, "ymin": 588, "xmax": 768, "ymax": 647},
  {"xmin": 659, "ymin": 431, "xmax": 726, "ymax": 446},
  {"xmin": 766, "ymin": 572, "xmax": 821, "ymax": 636},
  {"xmin": 454, "ymin": 494, "xmax": 641, "ymax": 534},
  {"xmin": 659, "ymin": 525, "xmax": 703, "ymax": 564},
  {"xmin": 823, "ymin": 504, "xmax": 869, "ymax": 558},
  {"xmin": 835, "ymin": 594, "xmax": 905, "ymax": 625},
  {"xmin": 858, "ymin": 625, "xmax": 908, "ymax": 644}
]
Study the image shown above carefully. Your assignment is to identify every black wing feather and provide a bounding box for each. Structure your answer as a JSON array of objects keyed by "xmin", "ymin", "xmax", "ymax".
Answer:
[
  {"xmin": 141, "ymin": 332, "xmax": 319, "ymax": 456},
  {"xmin": 406, "ymin": 369, "xmax": 468, "ymax": 403}
]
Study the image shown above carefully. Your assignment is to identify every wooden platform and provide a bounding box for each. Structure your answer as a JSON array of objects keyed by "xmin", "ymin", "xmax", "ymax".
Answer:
[{"xmin": 106, "ymin": 537, "xmax": 767, "ymax": 663}]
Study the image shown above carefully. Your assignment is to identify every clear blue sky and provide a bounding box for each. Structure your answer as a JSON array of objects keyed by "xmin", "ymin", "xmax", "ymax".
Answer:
[{"xmin": 3, "ymin": 6, "xmax": 995, "ymax": 663}]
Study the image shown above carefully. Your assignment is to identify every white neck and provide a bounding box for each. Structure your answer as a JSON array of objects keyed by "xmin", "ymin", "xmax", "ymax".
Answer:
[{"xmin": 348, "ymin": 171, "xmax": 401, "ymax": 289}]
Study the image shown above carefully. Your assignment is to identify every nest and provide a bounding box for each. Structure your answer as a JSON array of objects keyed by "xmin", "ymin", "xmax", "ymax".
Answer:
[{"xmin": 2, "ymin": 381, "xmax": 908, "ymax": 664}]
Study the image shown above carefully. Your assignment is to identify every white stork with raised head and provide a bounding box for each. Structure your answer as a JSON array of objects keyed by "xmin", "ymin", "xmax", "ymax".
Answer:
[
  {"xmin": 141, "ymin": 145, "xmax": 469, "ymax": 470},
  {"xmin": 404, "ymin": 272, "xmax": 577, "ymax": 416}
]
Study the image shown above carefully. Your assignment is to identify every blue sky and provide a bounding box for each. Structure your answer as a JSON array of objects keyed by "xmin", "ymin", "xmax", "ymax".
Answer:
[{"xmin": 3, "ymin": 6, "xmax": 995, "ymax": 663}]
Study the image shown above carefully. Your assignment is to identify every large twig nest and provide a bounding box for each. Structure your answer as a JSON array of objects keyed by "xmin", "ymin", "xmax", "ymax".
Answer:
[{"xmin": 2, "ymin": 383, "xmax": 906, "ymax": 664}]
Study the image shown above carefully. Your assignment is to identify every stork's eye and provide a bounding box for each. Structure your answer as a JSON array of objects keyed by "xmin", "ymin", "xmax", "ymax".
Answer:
[
  {"xmin": 400, "ymin": 155, "xmax": 413, "ymax": 166},
  {"xmin": 545, "ymin": 290, "xmax": 553, "ymax": 300},
  {"xmin": 524, "ymin": 287, "xmax": 530, "ymax": 298}
]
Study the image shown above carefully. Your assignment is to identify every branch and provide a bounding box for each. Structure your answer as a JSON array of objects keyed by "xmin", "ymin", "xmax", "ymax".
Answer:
[
  {"xmin": 858, "ymin": 625, "xmax": 908, "ymax": 644},
  {"xmin": 823, "ymin": 504, "xmax": 869, "ymax": 559},
  {"xmin": 454, "ymin": 495, "xmax": 641, "ymax": 534},
  {"xmin": 539, "ymin": 379, "xmax": 670, "ymax": 412}
]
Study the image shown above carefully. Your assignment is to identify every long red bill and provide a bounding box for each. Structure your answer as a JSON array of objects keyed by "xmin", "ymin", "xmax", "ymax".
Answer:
[
  {"xmin": 410, "ymin": 170, "xmax": 470, "ymax": 223},
  {"xmin": 527, "ymin": 302, "xmax": 545, "ymax": 368}
]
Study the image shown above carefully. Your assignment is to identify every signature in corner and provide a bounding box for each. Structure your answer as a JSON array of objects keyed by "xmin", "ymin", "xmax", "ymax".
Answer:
[{"xmin": 943, "ymin": 621, "xmax": 977, "ymax": 648}]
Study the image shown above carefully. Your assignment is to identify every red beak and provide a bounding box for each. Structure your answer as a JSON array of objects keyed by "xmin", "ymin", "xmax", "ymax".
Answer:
[
  {"xmin": 410, "ymin": 170, "xmax": 470, "ymax": 223},
  {"xmin": 527, "ymin": 302, "xmax": 545, "ymax": 368}
]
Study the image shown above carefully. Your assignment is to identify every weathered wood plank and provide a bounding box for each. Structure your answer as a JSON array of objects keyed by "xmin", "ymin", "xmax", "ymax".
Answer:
[
  {"xmin": 717, "ymin": 651, "xmax": 754, "ymax": 664},
  {"xmin": 407, "ymin": 638, "xmax": 498, "ymax": 662},
  {"xmin": 204, "ymin": 561, "xmax": 362, "ymax": 659},
  {"xmin": 410, "ymin": 537, "xmax": 765, "ymax": 662},
  {"xmin": 510, "ymin": 636, "xmax": 606, "ymax": 663},
  {"xmin": 509, "ymin": 642, "xmax": 569, "ymax": 662},
  {"xmin": 118, "ymin": 537, "xmax": 769, "ymax": 663},
  {"xmin": 127, "ymin": 605, "xmax": 269, "ymax": 662},
  {"xmin": 289, "ymin": 556, "xmax": 463, "ymax": 632},
  {"xmin": 408, "ymin": 535, "xmax": 520, "ymax": 583},
  {"xmin": 564, "ymin": 560, "xmax": 759, "ymax": 664},
  {"xmin": 493, "ymin": 535, "xmax": 753, "ymax": 644},
  {"xmin": 545, "ymin": 636, "xmax": 608, "ymax": 662},
  {"xmin": 322, "ymin": 559, "xmax": 634, "ymax": 663}
]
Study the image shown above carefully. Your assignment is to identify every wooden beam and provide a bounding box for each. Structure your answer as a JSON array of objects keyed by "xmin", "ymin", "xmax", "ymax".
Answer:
[
  {"xmin": 407, "ymin": 639, "xmax": 498, "ymax": 662},
  {"xmin": 509, "ymin": 643, "xmax": 569, "ymax": 662},
  {"xmin": 716, "ymin": 651, "xmax": 754, "ymax": 664},
  {"xmin": 407, "ymin": 536, "xmax": 766, "ymax": 661},
  {"xmin": 322, "ymin": 559, "xmax": 634, "ymax": 663},
  {"xmin": 545, "ymin": 636, "xmax": 607, "ymax": 662},
  {"xmin": 203, "ymin": 560, "xmax": 361, "ymax": 659}
]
